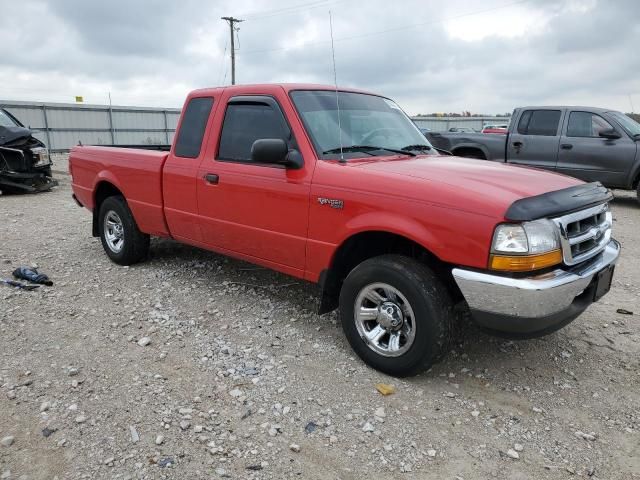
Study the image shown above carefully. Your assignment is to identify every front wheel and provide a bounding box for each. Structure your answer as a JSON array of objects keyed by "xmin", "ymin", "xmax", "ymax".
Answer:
[
  {"xmin": 339, "ymin": 255, "xmax": 454, "ymax": 377},
  {"xmin": 98, "ymin": 196, "xmax": 150, "ymax": 265}
]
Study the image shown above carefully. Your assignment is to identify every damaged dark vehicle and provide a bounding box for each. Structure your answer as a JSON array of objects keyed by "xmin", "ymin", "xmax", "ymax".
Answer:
[{"xmin": 0, "ymin": 108, "xmax": 57, "ymax": 193}]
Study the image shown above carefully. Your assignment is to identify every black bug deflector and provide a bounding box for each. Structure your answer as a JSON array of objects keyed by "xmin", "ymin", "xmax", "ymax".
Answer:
[{"xmin": 505, "ymin": 182, "xmax": 613, "ymax": 222}]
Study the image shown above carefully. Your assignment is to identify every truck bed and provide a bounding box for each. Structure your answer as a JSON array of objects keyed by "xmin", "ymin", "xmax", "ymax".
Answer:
[
  {"xmin": 70, "ymin": 146, "xmax": 170, "ymax": 237},
  {"xmin": 101, "ymin": 144, "xmax": 171, "ymax": 151}
]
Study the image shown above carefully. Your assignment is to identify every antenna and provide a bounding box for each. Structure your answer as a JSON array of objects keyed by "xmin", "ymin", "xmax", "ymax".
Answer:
[
  {"xmin": 629, "ymin": 94, "xmax": 636, "ymax": 114},
  {"xmin": 329, "ymin": 10, "xmax": 344, "ymax": 162}
]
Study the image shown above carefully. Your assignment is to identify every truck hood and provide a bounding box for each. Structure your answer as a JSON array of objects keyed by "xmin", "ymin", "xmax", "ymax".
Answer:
[
  {"xmin": 0, "ymin": 125, "xmax": 33, "ymax": 147},
  {"xmin": 351, "ymin": 154, "xmax": 584, "ymax": 218}
]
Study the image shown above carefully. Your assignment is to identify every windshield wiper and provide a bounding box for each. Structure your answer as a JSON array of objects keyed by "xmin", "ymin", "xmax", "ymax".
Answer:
[
  {"xmin": 401, "ymin": 144, "xmax": 432, "ymax": 152},
  {"xmin": 323, "ymin": 145, "xmax": 416, "ymax": 156},
  {"xmin": 323, "ymin": 145, "xmax": 376, "ymax": 156}
]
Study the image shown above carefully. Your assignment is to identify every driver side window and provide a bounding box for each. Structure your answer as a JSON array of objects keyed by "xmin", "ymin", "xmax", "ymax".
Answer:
[
  {"xmin": 217, "ymin": 102, "xmax": 288, "ymax": 163},
  {"xmin": 567, "ymin": 111, "xmax": 614, "ymax": 138}
]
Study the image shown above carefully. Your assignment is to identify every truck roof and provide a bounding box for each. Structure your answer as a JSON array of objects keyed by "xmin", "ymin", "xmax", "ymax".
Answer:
[
  {"xmin": 189, "ymin": 83, "xmax": 376, "ymax": 96},
  {"xmin": 517, "ymin": 106, "xmax": 618, "ymax": 114}
]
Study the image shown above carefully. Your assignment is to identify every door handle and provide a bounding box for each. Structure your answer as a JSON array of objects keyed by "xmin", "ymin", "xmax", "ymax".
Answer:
[
  {"xmin": 204, "ymin": 173, "xmax": 219, "ymax": 184},
  {"xmin": 560, "ymin": 143, "xmax": 573, "ymax": 150},
  {"xmin": 512, "ymin": 141, "xmax": 523, "ymax": 154}
]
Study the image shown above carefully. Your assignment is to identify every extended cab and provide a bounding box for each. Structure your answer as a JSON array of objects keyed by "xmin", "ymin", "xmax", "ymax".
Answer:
[
  {"xmin": 70, "ymin": 85, "xmax": 620, "ymax": 376},
  {"xmin": 427, "ymin": 106, "xmax": 640, "ymax": 199}
]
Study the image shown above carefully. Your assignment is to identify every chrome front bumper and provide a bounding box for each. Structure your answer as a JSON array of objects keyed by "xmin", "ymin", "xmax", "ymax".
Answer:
[{"xmin": 452, "ymin": 239, "xmax": 620, "ymax": 335}]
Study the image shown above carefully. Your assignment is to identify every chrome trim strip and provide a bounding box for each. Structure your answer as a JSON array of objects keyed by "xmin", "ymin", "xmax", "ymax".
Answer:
[
  {"xmin": 556, "ymin": 203, "xmax": 608, "ymax": 224},
  {"xmin": 452, "ymin": 239, "xmax": 620, "ymax": 318}
]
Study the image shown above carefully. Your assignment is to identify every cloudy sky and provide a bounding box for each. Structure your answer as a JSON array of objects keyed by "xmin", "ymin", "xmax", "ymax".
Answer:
[{"xmin": 1, "ymin": 0, "xmax": 638, "ymax": 115}]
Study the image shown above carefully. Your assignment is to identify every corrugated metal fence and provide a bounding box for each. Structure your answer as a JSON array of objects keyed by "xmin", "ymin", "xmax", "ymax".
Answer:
[
  {"xmin": 1, "ymin": 100, "xmax": 181, "ymax": 152},
  {"xmin": 1, "ymin": 99, "xmax": 510, "ymax": 151},
  {"xmin": 411, "ymin": 116, "xmax": 511, "ymax": 132}
]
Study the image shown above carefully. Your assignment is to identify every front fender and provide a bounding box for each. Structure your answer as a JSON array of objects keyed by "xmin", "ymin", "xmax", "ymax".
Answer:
[
  {"xmin": 628, "ymin": 150, "xmax": 640, "ymax": 189},
  {"xmin": 315, "ymin": 211, "xmax": 445, "ymax": 315},
  {"xmin": 340, "ymin": 211, "xmax": 444, "ymax": 256}
]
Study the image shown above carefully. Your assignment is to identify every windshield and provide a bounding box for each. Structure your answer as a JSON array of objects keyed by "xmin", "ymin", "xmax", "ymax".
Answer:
[
  {"xmin": 608, "ymin": 111, "xmax": 640, "ymax": 137},
  {"xmin": 0, "ymin": 109, "xmax": 20, "ymax": 128},
  {"xmin": 290, "ymin": 90, "xmax": 434, "ymax": 159}
]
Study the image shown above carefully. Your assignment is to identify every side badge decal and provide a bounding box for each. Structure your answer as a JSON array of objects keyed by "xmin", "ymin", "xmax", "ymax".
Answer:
[{"xmin": 317, "ymin": 197, "xmax": 344, "ymax": 209}]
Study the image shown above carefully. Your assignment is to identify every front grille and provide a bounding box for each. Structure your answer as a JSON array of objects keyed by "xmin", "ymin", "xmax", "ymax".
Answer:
[{"xmin": 553, "ymin": 203, "xmax": 611, "ymax": 266}]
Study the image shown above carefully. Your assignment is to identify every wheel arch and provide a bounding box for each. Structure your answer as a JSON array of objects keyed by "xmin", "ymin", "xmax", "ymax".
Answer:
[
  {"xmin": 92, "ymin": 180, "xmax": 124, "ymax": 237},
  {"xmin": 451, "ymin": 144, "xmax": 488, "ymax": 160},
  {"xmin": 631, "ymin": 159, "xmax": 640, "ymax": 190},
  {"xmin": 318, "ymin": 230, "xmax": 461, "ymax": 315}
]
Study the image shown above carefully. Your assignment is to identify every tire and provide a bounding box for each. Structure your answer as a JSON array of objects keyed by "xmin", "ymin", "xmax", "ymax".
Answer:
[
  {"xmin": 339, "ymin": 255, "xmax": 454, "ymax": 377},
  {"xmin": 98, "ymin": 196, "xmax": 150, "ymax": 265}
]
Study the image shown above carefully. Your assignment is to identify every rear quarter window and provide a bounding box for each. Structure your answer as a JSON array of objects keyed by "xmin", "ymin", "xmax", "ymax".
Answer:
[
  {"xmin": 517, "ymin": 110, "xmax": 561, "ymax": 136},
  {"xmin": 175, "ymin": 97, "xmax": 214, "ymax": 158}
]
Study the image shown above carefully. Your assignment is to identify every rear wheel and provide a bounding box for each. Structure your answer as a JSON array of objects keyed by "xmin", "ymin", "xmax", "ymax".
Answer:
[
  {"xmin": 339, "ymin": 255, "xmax": 454, "ymax": 377},
  {"xmin": 98, "ymin": 196, "xmax": 149, "ymax": 265}
]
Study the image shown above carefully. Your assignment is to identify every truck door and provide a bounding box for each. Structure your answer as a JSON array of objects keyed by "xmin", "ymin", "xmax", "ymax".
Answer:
[
  {"xmin": 506, "ymin": 109, "xmax": 564, "ymax": 171},
  {"xmin": 556, "ymin": 110, "xmax": 637, "ymax": 187},
  {"xmin": 162, "ymin": 96, "xmax": 215, "ymax": 243},
  {"xmin": 196, "ymin": 94, "xmax": 312, "ymax": 276}
]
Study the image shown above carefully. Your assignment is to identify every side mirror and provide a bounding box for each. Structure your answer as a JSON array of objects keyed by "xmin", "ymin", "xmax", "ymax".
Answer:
[
  {"xmin": 284, "ymin": 149, "xmax": 304, "ymax": 169},
  {"xmin": 251, "ymin": 139, "xmax": 303, "ymax": 169},
  {"xmin": 251, "ymin": 138, "xmax": 287, "ymax": 165},
  {"xmin": 599, "ymin": 128, "xmax": 621, "ymax": 140}
]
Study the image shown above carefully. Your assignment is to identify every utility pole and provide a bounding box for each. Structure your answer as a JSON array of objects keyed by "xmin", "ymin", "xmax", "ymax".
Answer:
[{"xmin": 221, "ymin": 16, "xmax": 243, "ymax": 85}]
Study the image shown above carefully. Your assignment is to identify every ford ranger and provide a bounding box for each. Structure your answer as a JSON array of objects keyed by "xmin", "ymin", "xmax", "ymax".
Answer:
[
  {"xmin": 70, "ymin": 85, "xmax": 620, "ymax": 376},
  {"xmin": 427, "ymin": 106, "xmax": 640, "ymax": 200}
]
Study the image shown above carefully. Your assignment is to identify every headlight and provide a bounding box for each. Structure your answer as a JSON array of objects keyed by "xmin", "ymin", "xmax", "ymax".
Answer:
[
  {"xmin": 30, "ymin": 147, "xmax": 51, "ymax": 167},
  {"xmin": 490, "ymin": 219, "xmax": 562, "ymax": 272},
  {"xmin": 492, "ymin": 224, "xmax": 528, "ymax": 253}
]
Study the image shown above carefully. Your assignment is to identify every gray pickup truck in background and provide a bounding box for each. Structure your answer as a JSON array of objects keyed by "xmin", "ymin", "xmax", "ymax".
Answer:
[{"xmin": 427, "ymin": 106, "xmax": 640, "ymax": 199}]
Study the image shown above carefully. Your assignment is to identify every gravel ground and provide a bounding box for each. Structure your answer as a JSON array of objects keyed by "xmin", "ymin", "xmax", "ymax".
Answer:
[{"xmin": 0, "ymin": 155, "xmax": 638, "ymax": 479}]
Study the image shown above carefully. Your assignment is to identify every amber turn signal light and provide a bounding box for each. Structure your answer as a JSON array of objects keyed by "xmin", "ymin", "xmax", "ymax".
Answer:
[{"xmin": 489, "ymin": 249, "xmax": 563, "ymax": 272}]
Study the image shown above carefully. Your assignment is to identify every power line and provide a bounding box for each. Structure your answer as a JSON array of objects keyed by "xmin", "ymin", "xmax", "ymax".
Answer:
[
  {"xmin": 221, "ymin": 16, "xmax": 243, "ymax": 85},
  {"xmin": 241, "ymin": 0, "xmax": 352, "ymax": 21},
  {"xmin": 223, "ymin": 62, "xmax": 229, "ymax": 85},
  {"xmin": 218, "ymin": 36, "xmax": 229, "ymax": 86},
  {"xmin": 241, "ymin": 0, "xmax": 330, "ymax": 20},
  {"xmin": 238, "ymin": 0, "xmax": 529, "ymax": 56}
]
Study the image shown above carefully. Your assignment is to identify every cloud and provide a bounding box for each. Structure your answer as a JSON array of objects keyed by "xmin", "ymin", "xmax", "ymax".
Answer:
[{"xmin": 0, "ymin": 0, "xmax": 638, "ymax": 114}]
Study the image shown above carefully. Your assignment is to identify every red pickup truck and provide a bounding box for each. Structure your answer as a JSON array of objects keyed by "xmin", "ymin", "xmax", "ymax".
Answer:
[{"xmin": 70, "ymin": 84, "xmax": 620, "ymax": 376}]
